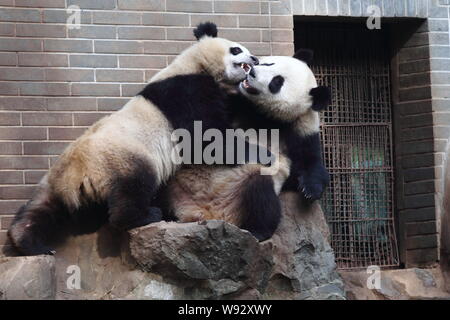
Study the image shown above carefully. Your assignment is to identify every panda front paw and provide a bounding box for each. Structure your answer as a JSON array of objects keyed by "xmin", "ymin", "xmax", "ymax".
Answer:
[
  {"xmin": 298, "ymin": 176, "xmax": 324, "ymax": 202},
  {"xmin": 298, "ymin": 170, "xmax": 329, "ymax": 203}
]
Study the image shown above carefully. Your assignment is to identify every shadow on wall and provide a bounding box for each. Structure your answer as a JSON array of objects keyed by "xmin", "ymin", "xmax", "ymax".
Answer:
[{"xmin": 442, "ymin": 145, "xmax": 450, "ymax": 270}]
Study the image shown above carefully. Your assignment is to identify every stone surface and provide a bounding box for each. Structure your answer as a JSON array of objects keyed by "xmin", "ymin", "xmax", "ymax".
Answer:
[
  {"xmin": 263, "ymin": 192, "xmax": 345, "ymax": 300},
  {"xmin": 0, "ymin": 255, "xmax": 56, "ymax": 300},
  {"xmin": 1, "ymin": 192, "xmax": 344, "ymax": 300},
  {"xmin": 340, "ymin": 267, "xmax": 450, "ymax": 300},
  {"xmin": 129, "ymin": 219, "xmax": 273, "ymax": 297}
]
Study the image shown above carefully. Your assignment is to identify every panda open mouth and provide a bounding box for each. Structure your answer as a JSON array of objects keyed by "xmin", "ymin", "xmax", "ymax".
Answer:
[
  {"xmin": 241, "ymin": 79, "xmax": 259, "ymax": 95},
  {"xmin": 234, "ymin": 63, "xmax": 252, "ymax": 74}
]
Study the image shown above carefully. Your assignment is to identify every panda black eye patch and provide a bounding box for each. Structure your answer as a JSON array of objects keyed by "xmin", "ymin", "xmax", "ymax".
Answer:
[
  {"xmin": 230, "ymin": 47, "xmax": 243, "ymax": 55},
  {"xmin": 269, "ymin": 75, "xmax": 285, "ymax": 94}
]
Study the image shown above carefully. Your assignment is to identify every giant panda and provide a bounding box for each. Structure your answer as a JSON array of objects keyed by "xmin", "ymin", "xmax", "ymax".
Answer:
[
  {"xmin": 8, "ymin": 22, "xmax": 260, "ymax": 256},
  {"xmin": 159, "ymin": 50, "xmax": 331, "ymax": 241}
]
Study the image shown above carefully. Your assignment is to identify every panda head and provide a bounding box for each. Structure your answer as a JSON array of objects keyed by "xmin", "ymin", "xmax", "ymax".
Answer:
[
  {"xmin": 193, "ymin": 22, "xmax": 259, "ymax": 84},
  {"xmin": 238, "ymin": 49, "xmax": 331, "ymax": 122}
]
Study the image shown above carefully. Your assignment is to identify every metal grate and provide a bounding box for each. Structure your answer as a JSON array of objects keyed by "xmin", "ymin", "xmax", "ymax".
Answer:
[{"xmin": 296, "ymin": 22, "xmax": 399, "ymax": 269}]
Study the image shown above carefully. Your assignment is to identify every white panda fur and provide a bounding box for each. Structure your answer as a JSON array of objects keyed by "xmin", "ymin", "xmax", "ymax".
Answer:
[
  {"xmin": 161, "ymin": 51, "xmax": 331, "ymax": 241},
  {"xmin": 8, "ymin": 22, "xmax": 260, "ymax": 256}
]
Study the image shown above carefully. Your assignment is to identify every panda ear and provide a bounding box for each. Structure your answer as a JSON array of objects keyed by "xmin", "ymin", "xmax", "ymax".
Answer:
[
  {"xmin": 193, "ymin": 22, "xmax": 218, "ymax": 40},
  {"xmin": 310, "ymin": 86, "xmax": 331, "ymax": 112},
  {"xmin": 293, "ymin": 49, "xmax": 314, "ymax": 64}
]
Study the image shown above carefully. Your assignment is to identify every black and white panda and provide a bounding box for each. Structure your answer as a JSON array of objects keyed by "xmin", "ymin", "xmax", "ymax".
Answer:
[
  {"xmin": 160, "ymin": 50, "xmax": 331, "ymax": 241},
  {"xmin": 8, "ymin": 22, "xmax": 260, "ymax": 256}
]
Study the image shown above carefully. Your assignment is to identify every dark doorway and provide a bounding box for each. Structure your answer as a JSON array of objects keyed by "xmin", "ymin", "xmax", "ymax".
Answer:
[{"xmin": 295, "ymin": 21, "xmax": 399, "ymax": 269}]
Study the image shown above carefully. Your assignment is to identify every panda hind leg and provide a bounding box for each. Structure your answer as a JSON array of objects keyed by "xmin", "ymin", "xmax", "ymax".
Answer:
[
  {"xmin": 240, "ymin": 174, "xmax": 281, "ymax": 242},
  {"xmin": 8, "ymin": 191, "xmax": 70, "ymax": 256},
  {"xmin": 107, "ymin": 162, "xmax": 162, "ymax": 231}
]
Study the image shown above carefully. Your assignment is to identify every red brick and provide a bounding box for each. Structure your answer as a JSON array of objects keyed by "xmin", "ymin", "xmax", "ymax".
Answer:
[
  {"xmin": 143, "ymin": 41, "xmax": 193, "ymax": 54},
  {"xmin": 20, "ymin": 82, "xmax": 70, "ymax": 96},
  {"xmin": 0, "ymin": 67, "xmax": 44, "ymax": 81},
  {"xmin": 0, "ymin": 113, "xmax": 21, "ymax": 126},
  {"xmin": 118, "ymin": 27, "xmax": 165, "ymax": 40},
  {"xmin": 45, "ymin": 69, "xmax": 95, "ymax": 82},
  {"xmin": 119, "ymin": 55, "xmax": 166, "ymax": 69},
  {"xmin": 406, "ymin": 221, "xmax": 437, "ymax": 236},
  {"xmin": 0, "ymin": 82, "xmax": 19, "ymax": 95},
  {"xmin": 71, "ymin": 83, "xmax": 120, "ymax": 97},
  {"xmin": 239, "ymin": 15, "xmax": 270, "ymax": 28},
  {"xmin": 0, "ymin": 157, "xmax": 49, "ymax": 170},
  {"xmin": 15, "ymin": 0, "xmax": 65, "ymax": 7},
  {"xmin": 219, "ymin": 29, "xmax": 261, "ymax": 42},
  {"xmin": 44, "ymin": 39, "xmax": 93, "ymax": 53},
  {"xmin": 24, "ymin": 171, "xmax": 47, "ymax": 184},
  {"xmin": 0, "ymin": 127, "xmax": 47, "ymax": 140},
  {"xmin": 167, "ymin": 28, "xmax": 195, "ymax": 41},
  {"xmin": 191, "ymin": 15, "xmax": 237, "ymax": 27},
  {"xmin": 0, "ymin": 52, "xmax": 17, "ymax": 66},
  {"xmin": 0, "ymin": 186, "xmax": 36, "ymax": 199},
  {"xmin": 1, "ymin": 216, "xmax": 13, "ymax": 230},
  {"xmin": 47, "ymin": 97, "xmax": 97, "ymax": 111},
  {"xmin": 0, "ymin": 8, "xmax": 41, "ymax": 22},
  {"xmin": 117, "ymin": 0, "xmax": 164, "ymax": 10},
  {"xmin": 167, "ymin": 0, "xmax": 212, "ymax": 13},
  {"xmin": 0, "ymin": 232, "xmax": 7, "ymax": 246},
  {"xmin": 17, "ymin": 23, "xmax": 66, "ymax": 38},
  {"xmin": 0, "ymin": 39, "xmax": 42, "ymax": 52},
  {"xmin": 96, "ymin": 69, "xmax": 144, "ymax": 82},
  {"xmin": 73, "ymin": 113, "xmax": 110, "ymax": 126},
  {"xmin": 48, "ymin": 127, "xmax": 87, "ymax": 140},
  {"xmin": 0, "ymin": 97, "xmax": 46, "ymax": 111},
  {"xmin": 121, "ymin": 83, "xmax": 146, "ymax": 97},
  {"xmin": 69, "ymin": 26, "xmax": 116, "ymax": 39},
  {"xmin": 18, "ymin": 53, "xmax": 68, "ymax": 67},
  {"xmin": 67, "ymin": 0, "xmax": 115, "ymax": 9},
  {"xmin": 142, "ymin": 13, "xmax": 189, "ymax": 26},
  {"xmin": 0, "ymin": 171, "xmax": 23, "ymax": 184},
  {"xmin": 69, "ymin": 54, "xmax": 117, "ymax": 68},
  {"xmin": 97, "ymin": 98, "xmax": 129, "ymax": 111},
  {"xmin": 95, "ymin": 40, "xmax": 144, "ymax": 54},
  {"xmin": 214, "ymin": 1, "xmax": 259, "ymax": 14},
  {"xmin": 0, "ymin": 142, "xmax": 22, "ymax": 155},
  {"xmin": 93, "ymin": 11, "xmax": 141, "ymax": 25},
  {"xmin": 22, "ymin": 113, "xmax": 72, "ymax": 126},
  {"xmin": 0, "ymin": 200, "xmax": 27, "ymax": 215},
  {"xmin": 0, "ymin": 23, "xmax": 15, "ymax": 36},
  {"xmin": 23, "ymin": 141, "xmax": 69, "ymax": 155}
]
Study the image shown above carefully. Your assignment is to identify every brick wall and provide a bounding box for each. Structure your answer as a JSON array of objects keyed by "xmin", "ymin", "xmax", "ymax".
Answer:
[{"xmin": 0, "ymin": 0, "xmax": 294, "ymax": 252}]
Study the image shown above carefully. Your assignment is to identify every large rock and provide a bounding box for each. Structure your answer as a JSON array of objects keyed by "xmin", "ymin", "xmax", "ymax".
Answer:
[
  {"xmin": 129, "ymin": 220, "xmax": 273, "ymax": 298},
  {"xmin": 340, "ymin": 267, "xmax": 450, "ymax": 300},
  {"xmin": 0, "ymin": 255, "xmax": 56, "ymax": 300},
  {"xmin": 263, "ymin": 192, "xmax": 345, "ymax": 300},
  {"xmin": 2, "ymin": 192, "xmax": 344, "ymax": 300}
]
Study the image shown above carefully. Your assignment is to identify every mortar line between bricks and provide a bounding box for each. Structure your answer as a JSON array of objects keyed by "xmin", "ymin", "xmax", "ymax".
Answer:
[{"xmin": 0, "ymin": 9, "xmax": 286, "ymax": 16}]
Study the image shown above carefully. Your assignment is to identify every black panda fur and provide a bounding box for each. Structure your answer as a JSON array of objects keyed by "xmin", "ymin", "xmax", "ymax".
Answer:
[{"xmin": 193, "ymin": 21, "xmax": 218, "ymax": 40}]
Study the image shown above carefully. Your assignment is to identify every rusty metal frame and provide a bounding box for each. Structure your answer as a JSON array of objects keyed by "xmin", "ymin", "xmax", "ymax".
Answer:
[{"xmin": 297, "ymin": 22, "xmax": 399, "ymax": 269}]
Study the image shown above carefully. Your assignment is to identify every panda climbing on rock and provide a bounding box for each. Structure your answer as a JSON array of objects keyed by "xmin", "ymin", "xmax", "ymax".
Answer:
[
  {"xmin": 161, "ymin": 49, "xmax": 332, "ymax": 241},
  {"xmin": 8, "ymin": 22, "xmax": 260, "ymax": 256}
]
